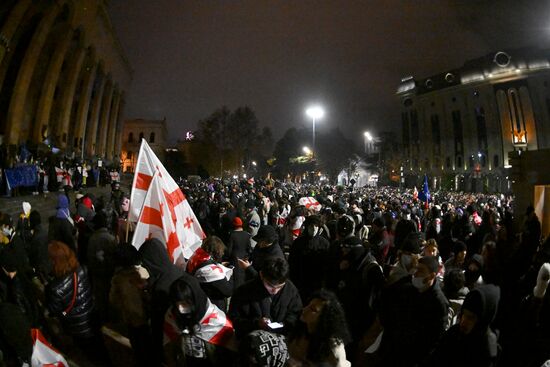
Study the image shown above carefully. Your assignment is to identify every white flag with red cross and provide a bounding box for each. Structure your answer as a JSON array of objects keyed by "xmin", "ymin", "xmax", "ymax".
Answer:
[
  {"xmin": 129, "ymin": 139, "xmax": 205, "ymax": 262},
  {"xmin": 298, "ymin": 196, "xmax": 321, "ymax": 212}
]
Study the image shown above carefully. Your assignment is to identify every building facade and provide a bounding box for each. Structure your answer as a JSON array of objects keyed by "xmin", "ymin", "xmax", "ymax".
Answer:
[
  {"xmin": 397, "ymin": 47, "xmax": 550, "ymax": 192},
  {"xmin": 0, "ymin": 0, "xmax": 132, "ymax": 160},
  {"xmin": 121, "ymin": 118, "xmax": 167, "ymax": 172}
]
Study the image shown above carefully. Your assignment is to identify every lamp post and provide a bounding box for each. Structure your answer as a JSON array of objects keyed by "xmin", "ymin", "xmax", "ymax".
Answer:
[
  {"xmin": 364, "ymin": 131, "xmax": 373, "ymax": 153},
  {"xmin": 306, "ymin": 105, "xmax": 324, "ymax": 157}
]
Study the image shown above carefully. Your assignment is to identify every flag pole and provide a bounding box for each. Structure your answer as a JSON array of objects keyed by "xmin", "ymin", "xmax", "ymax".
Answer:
[{"xmin": 125, "ymin": 218, "xmax": 130, "ymax": 244}]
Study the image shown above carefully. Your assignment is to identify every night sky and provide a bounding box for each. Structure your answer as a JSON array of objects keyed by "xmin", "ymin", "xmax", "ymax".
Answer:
[{"xmin": 109, "ymin": 0, "xmax": 549, "ymax": 145}]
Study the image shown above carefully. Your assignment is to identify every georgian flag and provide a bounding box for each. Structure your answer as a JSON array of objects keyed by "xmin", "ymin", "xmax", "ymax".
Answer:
[
  {"xmin": 299, "ymin": 197, "xmax": 321, "ymax": 212},
  {"xmin": 163, "ymin": 299, "xmax": 234, "ymax": 347},
  {"xmin": 187, "ymin": 248, "xmax": 233, "ymax": 283},
  {"xmin": 130, "ymin": 139, "xmax": 205, "ymax": 262},
  {"xmin": 31, "ymin": 328, "xmax": 69, "ymax": 367}
]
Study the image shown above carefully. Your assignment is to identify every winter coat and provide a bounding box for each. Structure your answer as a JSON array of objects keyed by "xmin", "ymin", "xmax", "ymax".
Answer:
[
  {"xmin": 48, "ymin": 216, "xmax": 76, "ymax": 251},
  {"xmin": 421, "ymin": 284, "xmax": 500, "ymax": 367},
  {"xmin": 230, "ymin": 277, "xmax": 303, "ymax": 338},
  {"xmin": 28, "ymin": 223, "xmax": 50, "ymax": 276},
  {"xmin": 227, "ymin": 229, "xmax": 252, "ymax": 289},
  {"xmin": 288, "ymin": 234, "xmax": 330, "ymax": 301},
  {"xmin": 109, "ymin": 267, "xmax": 149, "ymax": 328},
  {"xmin": 46, "ymin": 266, "xmax": 95, "ymax": 338},
  {"xmin": 0, "ymin": 302, "xmax": 33, "ymax": 364}
]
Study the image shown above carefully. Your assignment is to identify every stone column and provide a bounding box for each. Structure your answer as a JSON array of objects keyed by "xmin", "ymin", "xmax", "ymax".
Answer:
[
  {"xmin": 0, "ymin": 0, "xmax": 32, "ymax": 65},
  {"xmin": 85, "ymin": 74, "xmax": 107, "ymax": 156},
  {"xmin": 33, "ymin": 26, "xmax": 73, "ymax": 143},
  {"xmin": 74, "ymin": 61, "xmax": 98, "ymax": 156},
  {"xmin": 56, "ymin": 45, "xmax": 85, "ymax": 148},
  {"xmin": 5, "ymin": 2, "xmax": 60, "ymax": 145},
  {"xmin": 97, "ymin": 80, "xmax": 114, "ymax": 157},
  {"xmin": 105, "ymin": 90, "xmax": 121, "ymax": 160},
  {"xmin": 114, "ymin": 95, "xmax": 126, "ymax": 157}
]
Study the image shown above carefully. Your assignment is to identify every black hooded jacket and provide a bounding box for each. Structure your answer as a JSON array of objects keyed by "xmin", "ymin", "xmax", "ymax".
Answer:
[
  {"xmin": 139, "ymin": 238, "xmax": 188, "ymax": 362},
  {"xmin": 421, "ymin": 284, "xmax": 500, "ymax": 367}
]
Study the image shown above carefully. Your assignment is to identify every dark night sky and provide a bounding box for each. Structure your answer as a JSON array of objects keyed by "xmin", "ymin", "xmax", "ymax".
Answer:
[{"xmin": 109, "ymin": 1, "xmax": 549, "ymax": 145}]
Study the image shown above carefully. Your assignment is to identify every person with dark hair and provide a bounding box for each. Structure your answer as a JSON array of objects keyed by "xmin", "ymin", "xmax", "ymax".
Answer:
[
  {"xmin": 110, "ymin": 244, "xmax": 153, "ymax": 367},
  {"xmin": 226, "ymin": 216, "xmax": 252, "ymax": 290},
  {"xmin": 368, "ymin": 217, "xmax": 390, "ymax": 264},
  {"xmin": 288, "ymin": 215, "xmax": 330, "ymax": 301},
  {"xmin": 139, "ymin": 238, "xmax": 187, "ymax": 365},
  {"xmin": 0, "ymin": 246, "xmax": 38, "ymax": 326},
  {"xmin": 28, "ymin": 210, "xmax": 51, "ymax": 278},
  {"xmin": 45, "ymin": 241, "xmax": 110, "ymax": 365},
  {"xmin": 444, "ymin": 241, "xmax": 468, "ymax": 273},
  {"xmin": 443, "ymin": 269, "xmax": 469, "ymax": 327},
  {"xmin": 230, "ymin": 257, "xmax": 302, "ymax": 338},
  {"xmin": 288, "ymin": 289, "xmax": 351, "ymax": 367},
  {"xmin": 420, "ymin": 284, "xmax": 500, "ymax": 367},
  {"xmin": 238, "ymin": 225, "xmax": 284, "ymax": 282},
  {"xmin": 186, "ymin": 236, "xmax": 233, "ymax": 310},
  {"xmin": 163, "ymin": 276, "xmax": 234, "ymax": 366},
  {"xmin": 0, "ymin": 211, "xmax": 31, "ymax": 276},
  {"xmin": 87, "ymin": 211, "xmax": 117, "ymax": 323}
]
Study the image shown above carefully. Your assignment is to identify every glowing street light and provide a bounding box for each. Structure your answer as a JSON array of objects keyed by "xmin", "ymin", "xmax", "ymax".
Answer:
[
  {"xmin": 305, "ymin": 105, "xmax": 324, "ymax": 156},
  {"xmin": 364, "ymin": 131, "xmax": 373, "ymax": 153},
  {"xmin": 252, "ymin": 161, "xmax": 257, "ymax": 166},
  {"xmin": 303, "ymin": 146, "xmax": 312, "ymax": 155}
]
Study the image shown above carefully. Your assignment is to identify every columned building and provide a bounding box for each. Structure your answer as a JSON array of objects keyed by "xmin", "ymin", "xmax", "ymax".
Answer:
[
  {"xmin": 397, "ymin": 48, "xmax": 550, "ymax": 192},
  {"xmin": 0, "ymin": 0, "xmax": 132, "ymax": 160},
  {"xmin": 121, "ymin": 118, "xmax": 167, "ymax": 173}
]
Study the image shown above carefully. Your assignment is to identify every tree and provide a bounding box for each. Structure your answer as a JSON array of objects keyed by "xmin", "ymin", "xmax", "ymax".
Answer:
[{"xmin": 315, "ymin": 128, "xmax": 357, "ymax": 183}]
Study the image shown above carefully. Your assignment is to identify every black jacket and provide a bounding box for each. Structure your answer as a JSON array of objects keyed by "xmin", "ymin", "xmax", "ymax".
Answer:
[
  {"xmin": 230, "ymin": 277, "xmax": 302, "ymax": 338},
  {"xmin": 227, "ymin": 230, "xmax": 252, "ymax": 289},
  {"xmin": 46, "ymin": 266, "xmax": 95, "ymax": 338},
  {"xmin": 48, "ymin": 216, "xmax": 76, "ymax": 251},
  {"xmin": 29, "ymin": 223, "xmax": 50, "ymax": 276},
  {"xmin": 288, "ymin": 234, "xmax": 330, "ymax": 301}
]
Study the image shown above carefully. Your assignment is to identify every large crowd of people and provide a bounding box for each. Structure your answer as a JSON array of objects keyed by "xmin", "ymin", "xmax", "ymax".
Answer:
[{"xmin": 0, "ymin": 176, "xmax": 548, "ymax": 367}]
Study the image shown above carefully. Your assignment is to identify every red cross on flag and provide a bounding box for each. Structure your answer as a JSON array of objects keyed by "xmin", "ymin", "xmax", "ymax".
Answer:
[
  {"xmin": 298, "ymin": 196, "xmax": 321, "ymax": 212},
  {"xmin": 130, "ymin": 139, "xmax": 205, "ymax": 262}
]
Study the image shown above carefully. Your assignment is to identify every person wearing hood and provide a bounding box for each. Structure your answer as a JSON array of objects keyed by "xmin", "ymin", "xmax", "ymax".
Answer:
[
  {"xmin": 75, "ymin": 195, "xmax": 96, "ymax": 264},
  {"xmin": 139, "ymin": 237, "xmax": 187, "ymax": 365},
  {"xmin": 48, "ymin": 194, "xmax": 76, "ymax": 251},
  {"xmin": 87, "ymin": 212, "xmax": 117, "ymax": 323},
  {"xmin": 421, "ymin": 284, "xmax": 500, "ymax": 367},
  {"xmin": 163, "ymin": 275, "xmax": 235, "ymax": 366},
  {"xmin": 28, "ymin": 210, "xmax": 51, "ymax": 278},
  {"xmin": 238, "ymin": 225, "xmax": 284, "ymax": 281},
  {"xmin": 288, "ymin": 215, "xmax": 330, "ymax": 301}
]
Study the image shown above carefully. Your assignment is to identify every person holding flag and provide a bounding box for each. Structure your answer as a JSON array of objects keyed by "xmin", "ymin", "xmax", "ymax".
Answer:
[
  {"xmin": 129, "ymin": 139, "xmax": 205, "ymax": 265},
  {"xmin": 418, "ymin": 175, "xmax": 431, "ymax": 209}
]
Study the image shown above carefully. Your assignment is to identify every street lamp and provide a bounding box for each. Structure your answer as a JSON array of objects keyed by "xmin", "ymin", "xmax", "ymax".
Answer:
[
  {"xmin": 252, "ymin": 161, "xmax": 257, "ymax": 166},
  {"xmin": 306, "ymin": 105, "xmax": 324, "ymax": 156},
  {"xmin": 364, "ymin": 131, "xmax": 373, "ymax": 153},
  {"xmin": 303, "ymin": 146, "xmax": 312, "ymax": 155}
]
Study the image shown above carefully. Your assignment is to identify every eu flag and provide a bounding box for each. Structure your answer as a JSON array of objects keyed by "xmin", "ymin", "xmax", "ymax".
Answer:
[{"xmin": 418, "ymin": 175, "xmax": 430, "ymax": 204}]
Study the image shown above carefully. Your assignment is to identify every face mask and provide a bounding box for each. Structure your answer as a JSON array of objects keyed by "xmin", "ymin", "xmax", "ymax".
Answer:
[
  {"xmin": 307, "ymin": 225, "xmax": 319, "ymax": 237},
  {"xmin": 400, "ymin": 254, "xmax": 415, "ymax": 274},
  {"xmin": 178, "ymin": 304, "xmax": 192, "ymax": 314},
  {"xmin": 412, "ymin": 275, "xmax": 428, "ymax": 291}
]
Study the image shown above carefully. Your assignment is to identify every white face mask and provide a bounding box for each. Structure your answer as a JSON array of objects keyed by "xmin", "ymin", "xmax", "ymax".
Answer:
[
  {"xmin": 412, "ymin": 275, "xmax": 428, "ymax": 291},
  {"xmin": 178, "ymin": 304, "xmax": 192, "ymax": 314}
]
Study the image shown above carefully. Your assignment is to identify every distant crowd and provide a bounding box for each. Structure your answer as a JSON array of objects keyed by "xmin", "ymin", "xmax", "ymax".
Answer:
[{"xmin": 0, "ymin": 177, "xmax": 548, "ymax": 367}]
